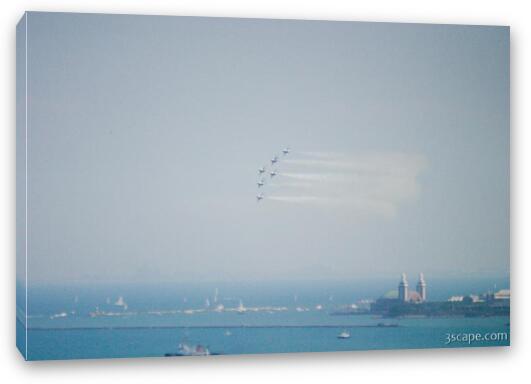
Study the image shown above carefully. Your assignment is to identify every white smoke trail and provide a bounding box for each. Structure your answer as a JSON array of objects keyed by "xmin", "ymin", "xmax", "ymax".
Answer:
[
  {"xmin": 296, "ymin": 151, "xmax": 344, "ymax": 159},
  {"xmin": 268, "ymin": 181, "xmax": 315, "ymax": 188},
  {"xmin": 267, "ymin": 196, "xmax": 328, "ymax": 204},
  {"xmin": 258, "ymin": 149, "xmax": 427, "ymax": 218},
  {"xmin": 279, "ymin": 172, "xmax": 328, "ymax": 182},
  {"xmin": 284, "ymin": 159, "xmax": 349, "ymax": 168},
  {"xmin": 284, "ymin": 153, "xmax": 427, "ymax": 174}
]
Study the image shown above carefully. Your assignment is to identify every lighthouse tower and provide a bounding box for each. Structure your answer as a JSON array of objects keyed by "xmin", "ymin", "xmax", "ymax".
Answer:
[
  {"xmin": 398, "ymin": 273, "xmax": 409, "ymax": 302},
  {"xmin": 417, "ymin": 273, "xmax": 427, "ymax": 302}
]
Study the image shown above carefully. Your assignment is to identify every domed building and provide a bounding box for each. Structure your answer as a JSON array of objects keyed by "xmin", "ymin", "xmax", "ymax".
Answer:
[
  {"xmin": 371, "ymin": 273, "xmax": 428, "ymax": 313},
  {"xmin": 398, "ymin": 273, "xmax": 427, "ymax": 303},
  {"xmin": 407, "ymin": 290, "xmax": 423, "ymax": 303},
  {"xmin": 398, "ymin": 273, "xmax": 409, "ymax": 302},
  {"xmin": 417, "ymin": 273, "xmax": 427, "ymax": 301},
  {"xmin": 382, "ymin": 290, "xmax": 399, "ymax": 299},
  {"xmin": 370, "ymin": 289, "xmax": 400, "ymax": 314}
]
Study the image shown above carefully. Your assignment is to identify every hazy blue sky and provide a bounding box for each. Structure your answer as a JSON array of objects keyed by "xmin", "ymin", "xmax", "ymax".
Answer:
[{"xmin": 20, "ymin": 12, "xmax": 509, "ymax": 284}]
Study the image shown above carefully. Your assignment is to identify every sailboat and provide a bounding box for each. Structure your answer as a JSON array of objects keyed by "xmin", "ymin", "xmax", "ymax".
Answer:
[{"xmin": 236, "ymin": 300, "xmax": 246, "ymax": 314}]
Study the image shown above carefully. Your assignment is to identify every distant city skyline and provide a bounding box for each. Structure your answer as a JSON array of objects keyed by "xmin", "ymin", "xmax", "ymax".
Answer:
[{"xmin": 18, "ymin": 13, "xmax": 509, "ymax": 284}]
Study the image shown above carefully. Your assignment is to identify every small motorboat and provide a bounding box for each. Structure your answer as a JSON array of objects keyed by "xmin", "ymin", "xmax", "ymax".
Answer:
[{"xmin": 337, "ymin": 330, "xmax": 351, "ymax": 339}]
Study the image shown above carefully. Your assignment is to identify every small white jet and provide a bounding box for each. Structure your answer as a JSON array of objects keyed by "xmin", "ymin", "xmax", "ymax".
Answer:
[
  {"xmin": 270, "ymin": 171, "xmax": 277, "ymax": 178},
  {"xmin": 257, "ymin": 179, "xmax": 265, "ymax": 187},
  {"xmin": 256, "ymin": 194, "xmax": 264, "ymax": 202},
  {"xmin": 258, "ymin": 166, "xmax": 266, "ymax": 175},
  {"xmin": 282, "ymin": 147, "xmax": 290, "ymax": 155},
  {"xmin": 271, "ymin": 156, "xmax": 278, "ymax": 165}
]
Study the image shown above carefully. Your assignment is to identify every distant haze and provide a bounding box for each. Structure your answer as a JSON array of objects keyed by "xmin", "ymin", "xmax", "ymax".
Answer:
[{"xmin": 21, "ymin": 13, "xmax": 509, "ymax": 284}]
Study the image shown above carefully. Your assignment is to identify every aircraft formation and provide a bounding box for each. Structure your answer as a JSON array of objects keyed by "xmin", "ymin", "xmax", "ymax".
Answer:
[{"xmin": 256, "ymin": 147, "xmax": 290, "ymax": 202}]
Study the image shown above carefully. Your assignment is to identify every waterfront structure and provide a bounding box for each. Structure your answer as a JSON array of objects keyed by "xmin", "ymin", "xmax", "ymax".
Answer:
[
  {"xmin": 417, "ymin": 273, "xmax": 427, "ymax": 302},
  {"xmin": 371, "ymin": 274, "xmax": 509, "ymax": 317},
  {"xmin": 494, "ymin": 289, "xmax": 510, "ymax": 300},
  {"xmin": 398, "ymin": 273, "xmax": 409, "ymax": 302},
  {"xmin": 372, "ymin": 273, "xmax": 427, "ymax": 312},
  {"xmin": 448, "ymin": 295, "xmax": 464, "ymax": 302}
]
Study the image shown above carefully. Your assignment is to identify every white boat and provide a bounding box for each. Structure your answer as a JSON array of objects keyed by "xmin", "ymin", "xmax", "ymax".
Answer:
[
  {"xmin": 165, "ymin": 343, "xmax": 217, "ymax": 357},
  {"xmin": 236, "ymin": 300, "xmax": 246, "ymax": 314},
  {"xmin": 114, "ymin": 296, "xmax": 128, "ymax": 310},
  {"xmin": 337, "ymin": 330, "xmax": 351, "ymax": 339}
]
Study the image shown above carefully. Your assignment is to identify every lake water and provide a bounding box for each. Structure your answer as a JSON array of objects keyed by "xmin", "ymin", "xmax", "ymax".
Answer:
[{"xmin": 17, "ymin": 278, "xmax": 510, "ymax": 360}]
